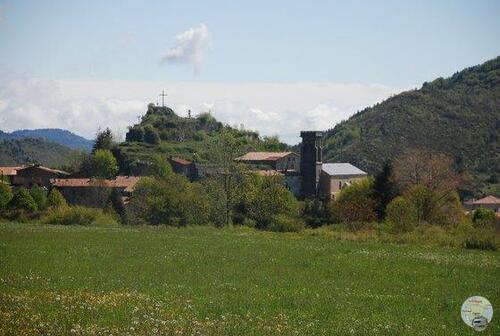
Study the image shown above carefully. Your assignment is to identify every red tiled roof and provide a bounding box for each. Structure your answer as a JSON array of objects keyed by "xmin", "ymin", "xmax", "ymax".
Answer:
[
  {"xmin": 114, "ymin": 176, "xmax": 142, "ymax": 192},
  {"xmin": 51, "ymin": 176, "xmax": 142, "ymax": 192},
  {"xmin": 473, "ymin": 196, "xmax": 500, "ymax": 205},
  {"xmin": 51, "ymin": 178, "xmax": 115, "ymax": 188},
  {"xmin": 0, "ymin": 166, "xmax": 23, "ymax": 176},
  {"xmin": 235, "ymin": 152, "xmax": 296, "ymax": 162}
]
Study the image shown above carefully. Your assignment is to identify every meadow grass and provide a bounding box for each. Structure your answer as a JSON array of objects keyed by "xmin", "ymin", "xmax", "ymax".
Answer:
[{"xmin": 0, "ymin": 223, "xmax": 498, "ymax": 335}]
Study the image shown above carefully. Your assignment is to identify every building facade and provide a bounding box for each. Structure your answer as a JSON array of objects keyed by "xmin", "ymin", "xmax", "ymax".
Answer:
[
  {"xmin": 318, "ymin": 163, "xmax": 368, "ymax": 199},
  {"xmin": 235, "ymin": 152, "xmax": 300, "ymax": 172},
  {"xmin": 12, "ymin": 165, "xmax": 69, "ymax": 188}
]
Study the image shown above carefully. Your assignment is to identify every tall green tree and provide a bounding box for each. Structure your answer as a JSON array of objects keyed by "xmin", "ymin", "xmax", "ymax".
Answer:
[
  {"xmin": 244, "ymin": 174, "xmax": 299, "ymax": 229},
  {"xmin": 91, "ymin": 149, "xmax": 119, "ymax": 178},
  {"xmin": 147, "ymin": 154, "xmax": 172, "ymax": 178},
  {"xmin": 0, "ymin": 183, "xmax": 13, "ymax": 210},
  {"xmin": 92, "ymin": 128, "xmax": 114, "ymax": 153},
  {"xmin": 373, "ymin": 161, "xmax": 398, "ymax": 220},
  {"xmin": 206, "ymin": 131, "xmax": 247, "ymax": 226}
]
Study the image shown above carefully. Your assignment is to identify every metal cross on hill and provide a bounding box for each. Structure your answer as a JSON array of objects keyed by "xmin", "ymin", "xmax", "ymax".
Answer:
[{"xmin": 159, "ymin": 90, "xmax": 168, "ymax": 107}]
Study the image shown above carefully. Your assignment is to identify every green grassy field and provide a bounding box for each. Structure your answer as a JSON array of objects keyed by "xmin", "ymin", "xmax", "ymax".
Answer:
[{"xmin": 0, "ymin": 223, "xmax": 498, "ymax": 335}]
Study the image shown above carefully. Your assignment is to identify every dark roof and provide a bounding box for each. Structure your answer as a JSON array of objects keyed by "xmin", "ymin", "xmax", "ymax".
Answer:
[
  {"xmin": 17, "ymin": 165, "xmax": 69, "ymax": 176},
  {"xmin": 322, "ymin": 163, "xmax": 367, "ymax": 176}
]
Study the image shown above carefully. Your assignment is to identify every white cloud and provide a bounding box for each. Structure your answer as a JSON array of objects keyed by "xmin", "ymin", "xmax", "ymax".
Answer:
[
  {"xmin": 161, "ymin": 23, "xmax": 212, "ymax": 72},
  {"xmin": 0, "ymin": 77, "xmax": 408, "ymax": 144}
]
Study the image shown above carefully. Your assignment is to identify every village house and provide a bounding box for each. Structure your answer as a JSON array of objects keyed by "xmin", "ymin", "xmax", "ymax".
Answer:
[
  {"xmin": 11, "ymin": 164, "xmax": 69, "ymax": 189},
  {"xmin": 51, "ymin": 176, "xmax": 141, "ymax": 207},
  {"xmin": 168, "ymin": 156, "xmax": 198, "ymax": 181},
  {"xmin": 235, "ymin": 152, "xmax": 300, "ymax": 172},
  {"xmin": 234, "ymin": 131, "xmax": 367, "ymax": 199},
  {"xmin": 464, "ymin": 195, "xmax": 500, "ymax": 215},
  {"xmin": 0, "ymin": 166, "xmax": 24, "ymax": 184}
]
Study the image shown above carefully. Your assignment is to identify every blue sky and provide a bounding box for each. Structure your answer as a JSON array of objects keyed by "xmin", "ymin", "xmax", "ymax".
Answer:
[{"xmin": 0, "ymin": 0, "xmax": 499, "ymax": 143}]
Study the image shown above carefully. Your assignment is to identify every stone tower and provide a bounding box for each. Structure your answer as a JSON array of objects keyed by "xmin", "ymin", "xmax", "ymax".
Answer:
[{"xmin": 300, "ymin": 131, "xmax": 323, "ymax": 198}]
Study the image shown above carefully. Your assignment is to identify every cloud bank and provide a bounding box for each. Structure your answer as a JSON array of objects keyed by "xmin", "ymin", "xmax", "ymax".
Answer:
[
  {"xmin": 161, "ymin": 24, "xmax": 212, "ymax": 72},
  {"xmin": 0, "ymin": 77, "xmax": 406, "ymax": 144}
]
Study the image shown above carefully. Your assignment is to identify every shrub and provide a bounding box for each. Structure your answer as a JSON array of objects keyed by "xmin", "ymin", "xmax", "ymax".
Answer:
[
  {"xmin": 30, "ymin": 186, "xmax": 47, "ymax": 211},
  {"xmin": 0, "ymin": 183, "xmax": 13, "ymax": 210},
  {"xmin": 106, "ymin": 189, "xmax": 127, "ymax": 224},
  {"xmin": 385, "ymin": 196, "xmax": 418, "ymax": 233},
  {"xmin": 126, "ymin": 126, "xmax": 145, "ymax": 142},
  {"xmin": 464, "ymin": 228, "xmax": 497, "ymax": 251},
  {"xmin": 9, "ymin": 188, "xmax": 38, "ymax": 212},
  {"xmin": 244, "ymin": 175, "xmax": 299, "ymax": 229},
  {"xmin": 472, "ymin": 208, "xmax": 496, "ymax": 229},
  {"xmin": 43, "ymin": 206, "xmax": 118, "ymax": 227},
  {"xmin": 334, "ymin": 178, "xmax": 377, "ymax": 223},
  {"xmin": 144, "ymin": 125, "xmax": 160, "ymax": 144},
  {"xmin": 128, "ymin": 176, "xmax": 210, "ymax": 226},
  {"xmin": 302, "ymin": 198, "xmax": 334, "ymax": 227},
  {"xmin": 267, "ymin": 214, "xmax": 304, "ymax": 233},
  {"xmin": 47, "ymin": 189, "xmax": 68, "ymax": 209}
]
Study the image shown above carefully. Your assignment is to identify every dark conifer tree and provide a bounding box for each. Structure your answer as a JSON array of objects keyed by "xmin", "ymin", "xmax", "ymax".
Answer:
[{"xmin": 373, "ymin": 161, "xmax": 397, "ymax": 220}]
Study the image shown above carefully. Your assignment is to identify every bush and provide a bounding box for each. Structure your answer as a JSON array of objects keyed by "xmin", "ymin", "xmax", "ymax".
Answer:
[
  {"xmin": 464, "ymin": 228, "xmax": 497, "ymax": 251},
  {"xmin": 385, "ymin": 196, "xmax": 418, "ymax": 233},
  {"xmin": 128, "ymin": 176, "xmax": 210, "ymax": 226},
  {"xmin": 244, "ymin": 175, "xmax": 299, "ymax": 229},
  {"xmin": 0, "ymin": 183, "xmax": 13, "ymax": 210},
  {"xmin": 334, "ymin": 178, "xmax": 377, "ymax": 223},
  {"xmin": 403, "ymin": 185, "xmax": 463, "ymax": 226},
  {"xmin": 43, "ymin": 206, "xmax": 118, "ymax": 227},
  {"xmin": 472, "ymin": 208, "xmax": 496, "ymax": 229},
  {"xmin": 106, "ymin": 188, "xmax": 127, "ymax": 224},
  {"xmin": 126, "ymin": 126, "xmax": 145, "ymax": 142},
  {"xmin": 302, "ymin": 198, "xmax": 334, "ymax": 227},
  {"xmin": 144, "ymin": 125, "xmax": 160, "ymax": 144},
  {"xmin": 47, "ymin": 189, "xmax": 68, "ymax": 209},
  {"xmin": 30, "ymin": 186, "xmax": 47, "ymax": 211},
  {"xmin": 9, "ymin": 188, "xmax": 38, "ymax": 212},
  {"xmin": 268, "ymin": 214, "xmax": 304, "ymax": 233}
]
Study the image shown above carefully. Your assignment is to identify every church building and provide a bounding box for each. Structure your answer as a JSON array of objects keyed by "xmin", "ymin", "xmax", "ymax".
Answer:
[{"xmin": 300, "ymin": 131, "xmax": 367, "ymax": 199}]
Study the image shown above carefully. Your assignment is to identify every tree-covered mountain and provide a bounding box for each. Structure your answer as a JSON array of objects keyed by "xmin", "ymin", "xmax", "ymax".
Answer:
[
  {"xmin": 0, "ymin": 128, "xmax": 93, "ymax": 151},
  {"xmin": 323, "ymin": 56, "xmax": 500, "ymax": 196},
  {"xmin": 113, "ymin": 104, "xmax": 288, "ymax": 174},
  {"xmin": 0, "ymin": 138, "xmax": 74, "ymax": 167}
]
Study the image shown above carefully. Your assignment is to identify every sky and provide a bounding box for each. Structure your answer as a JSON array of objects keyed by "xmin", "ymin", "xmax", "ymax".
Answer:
[{"xmin": 0, "ymin": 0, "xmax": 499, "ymax": 144}]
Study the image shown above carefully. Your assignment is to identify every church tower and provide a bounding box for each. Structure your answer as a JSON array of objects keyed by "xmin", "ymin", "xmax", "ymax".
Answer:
[{"xmin": 300, "ymin": 131, "xmax": 323, "ymax": 198}]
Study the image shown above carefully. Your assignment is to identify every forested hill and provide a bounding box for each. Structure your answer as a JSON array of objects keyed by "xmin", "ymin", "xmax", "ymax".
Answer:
[
  {"xmin": 0, "ymin": 128, "xmax": 93, "ymax": 151},
  {"xmin": 0, "ymin": 138, "xmax": 74, "ymax": 167},
  {"xmin": 323, "ymin": 56, "xmax": 500, "ymax": 190},
  {"xmin": 114, "ymin": 104, "xmax": 287, "ymax": 174}
]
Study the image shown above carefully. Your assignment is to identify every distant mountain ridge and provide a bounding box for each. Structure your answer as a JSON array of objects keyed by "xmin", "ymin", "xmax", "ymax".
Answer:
[
  {"xmin": 0, "ymin": 128, "xmax": 93, "ymax": 151},
  {"xmin": 0, "ymin": 137, "xmax": 74, "ymax": 167},
  {"xmin": 322, "ymin": 56, "xmax": 500, "ymax": 195}
]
